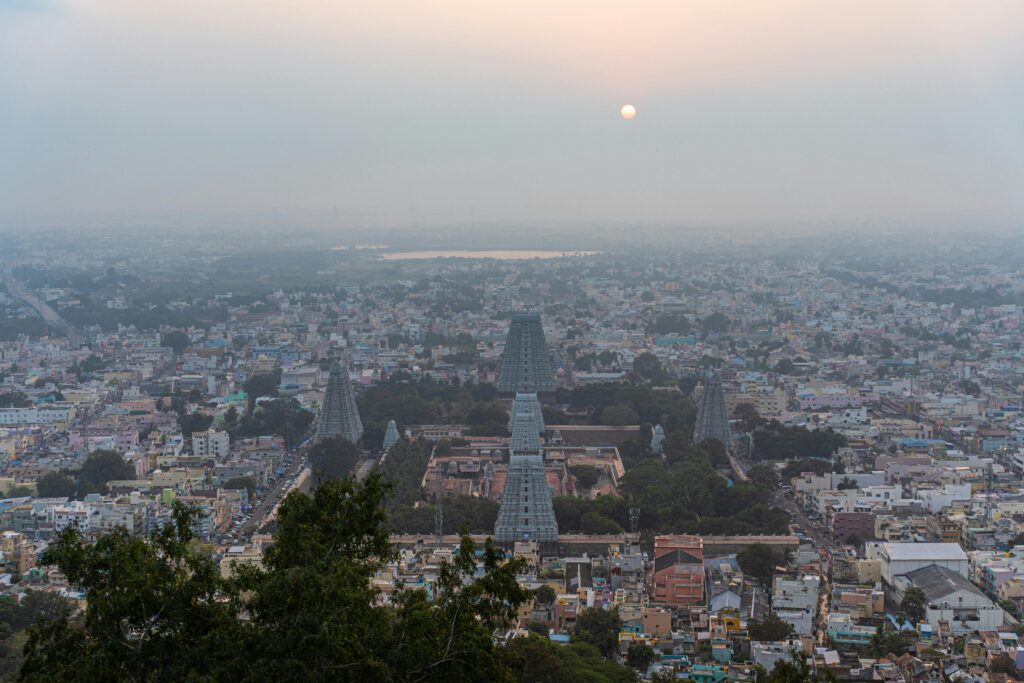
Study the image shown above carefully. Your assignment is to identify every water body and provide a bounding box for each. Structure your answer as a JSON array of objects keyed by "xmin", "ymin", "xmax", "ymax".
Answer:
[{"xmin": 379, "ymin": 250, "xmax": 598, "ymax": 260}]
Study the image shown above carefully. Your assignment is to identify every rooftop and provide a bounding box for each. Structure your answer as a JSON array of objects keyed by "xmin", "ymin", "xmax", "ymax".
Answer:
[
  {"xmin": 904, "ymin": 564, "xmax": 986, "ymax": 602},
  {"xmin": 881, "ymin": 542, "xmax": 967, "ymax": 562}
]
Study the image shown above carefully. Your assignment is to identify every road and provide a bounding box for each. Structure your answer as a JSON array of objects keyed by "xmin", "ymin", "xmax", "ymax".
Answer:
[
  {"xmin": 772, "ymin": 487, "xmax": 837, "ymax": 643},
  {"xmin": 729, "ymin": 446, "xmax": 838, "ymax": 642},
  {"xmin": 225, "ymin": 450, "xmax": 379, "ymax": 542},
  {"xmin": 229, "ymin": 448, "xmax": 309, "ymax": 540},
  {"xmin": 355, "ymin": 456, "xmax": 378, "ymax": 481},
  {"xmin": 2, "ymin": 265, "xmax": 85, "ymax": 346},
  {"xmin": 727, "ymin": 450, "xmax": 750, "ymax": 482}
]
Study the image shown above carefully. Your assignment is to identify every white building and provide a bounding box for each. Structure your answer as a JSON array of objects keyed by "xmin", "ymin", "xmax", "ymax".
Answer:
[
  {"xmin": 867, "ymin": 541, "xmax": 969, "ymax": 585},
  {"xmin": 773, "ymin": 606, "xmax": 814, "ymax": 635},
  {"xmin": 895, "ymin": 564, "xmax": 1003, "ymax": 634},
  {"xmin": 0, "ymin": 404, "xmax": 75, "ymax": 426},
  {"xmin": 193, "ymin": 428, "xmax": 230, "ymax": 458},
  {"xmin": 917, "ymin": 484, "xmax": 972, "ymax": 513},
  {"xmin": 772, "ymin": 574, "xmax": 821, "ymax": 612}
]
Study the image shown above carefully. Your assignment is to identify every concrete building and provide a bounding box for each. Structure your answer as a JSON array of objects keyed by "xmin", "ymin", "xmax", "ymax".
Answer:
[
  {"xmin": 652, "ymin": 535, "xmax": 705, "ymax": 608},
  {"xmin": 830, "ymin": 511, "xmax": 875, "ymax": 543},
  {"xmin": 867, "ymin": 541, "xmax": 969, "ymax": 585},
  {"xmin": 0, "ymin": 404, "xmax": 75, "ymax": 426},
  {"xmin": 192, "ymin": 428, "xmax": 230, "ymax": 458},
  {"xmin": 896, "ymin": 564, "xmax": 1004, "ymax": 634}
]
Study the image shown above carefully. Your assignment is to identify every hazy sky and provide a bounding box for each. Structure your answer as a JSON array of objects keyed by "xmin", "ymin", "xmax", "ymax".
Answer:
[{"xmin": 2, "ymin": 1, "xmax": 1023, "ymax": 230}]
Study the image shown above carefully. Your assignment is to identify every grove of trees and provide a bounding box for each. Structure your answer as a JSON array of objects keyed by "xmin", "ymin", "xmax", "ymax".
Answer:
[{"xmin": 19, "ymin": 475, "xmax": 539, "ymax": 682}]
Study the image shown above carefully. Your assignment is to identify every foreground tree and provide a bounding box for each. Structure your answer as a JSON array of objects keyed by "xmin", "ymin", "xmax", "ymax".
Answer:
[
  {"xmin": 20, "ymin": 504, "xmax": 243, "ymax": 681},
  {"xmin": 21, "ymin": 474, "xmax": 532, "ymax": 682},
  {"xmin": 626, "ymin": 642, "xmax": 655, "ymax": 670},
  {"xmin": 572, "ymin": 607, "xmax": 623, "ymax": 659}
]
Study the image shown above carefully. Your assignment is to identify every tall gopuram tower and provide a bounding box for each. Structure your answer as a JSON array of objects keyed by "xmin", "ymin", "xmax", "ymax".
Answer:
[
  {"xmin": 313, "ymin": 359, "xmax": 363, "ymax": 444},
  {"xmin": 495, "ymin": 392, "xmax": 558, "ymax": 544},
  {"xmin": 692, "ymin": 372, "xmax": 732, "ymax": 451},
  {"xmin": 496, "ymin": 313, "xmax": 556, "ymax": 397}
]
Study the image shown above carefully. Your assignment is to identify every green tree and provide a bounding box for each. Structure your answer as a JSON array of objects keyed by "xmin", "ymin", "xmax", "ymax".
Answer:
[
  {"xmin": 34, "ymin": 472, "xmax": 75, "ymax": 499},
  {"xmin": 701, "ymin": 312, "xmax": 730, "ymax": 337},
  {"xmin": 572, "ymin": 607, "xmax": 622, "ymax": 658},
  {"xmin": 626, "ymin": 642, "xmax": 655, "ymax": 670},
  {"xmin": 308, "ymin": 437, "xmax": 361, "ymax": 485},
  {"xmin": 734, "ymin": 402, "xmax": 765, "ymax": 432},
  {"xmin": 580, "ymin": 511, "xmax": 624, "ymax": 535},
  {"xmin": 748, "ymin": 612, "xmax": 795, "ymax": 641},
  {"xmin": 772, "ymin": 359, "xmax": 796, "ymax": 375},
  {"xmin": 161, "ymin": 330, "xmax": 191, "ymax": 355},
  {"xmin": 534, "ymin": 584, "xmax": 556, "ymax": 606},
  {"xmin": 243, "ymin": 371, "xmax": 281, "ymax": 410},
  {"xmin": 20, "ymin": 503, "xmax": 243, "ymax": 682},
  {"xmin": 632, "ymin": 353, "xmax": 663, "ymax": 382},
  {"xmin": 0, "ymin": 392, "xmax": 31, "ymax": 408},
  {"xmin": 737, "ymin": 543, "xmax": 785, "ymax": 585},
  {"xmin": 231, "ymin": 397, "xmax": 312, "ymax": 447},
  {"xmin": 507, "ymin": 636, "xmax": 565, "ymax": 683},
  {"xmin": 4, "ymin": 484, "xmax": 33, "ymax": 498},
  {"xmin": 22, "ymin": 475, "xmax": 534, "ymax": 682},
  {"xmin": 868, "ymin": 627, "xmax": 911, "ymax": 658},
  {"xmin": 77, "ymin": 449, "xmax": 135, "ymax": 495},
  {"xmin": 525, "ymin": 621, "xmax": 551, "ymax": 638},
  {"xmin": 747, "ymin": 463, "xmax": 779, "ymax": 491},
  {"xmin": 601, "ymin": 404, "xmax": 639, "ymax": 426},
  {"xmin": 990, "ymin": 653, "xmax": 1020, "ymax": 676},
  {"xmin": 570, "ymin": 465, "xmax": 601, "ymax": 491},
  {"xmin": 237, "ymin": 475, "xmax": 530, "ymax": 680},
  {"xmin": 179, "ymin": 411, "xmax": 214, "ymax": 441},
  {"xmin": 899, "ymin": 587, "xmax": 927, "ymax": 625},
  {"xmin": 765, "ymin": 653, "xmax": 838, "ymax": 682},
  {"xmin": 463, "ymin": 402, "xmax": 509, "ymax": 436}
]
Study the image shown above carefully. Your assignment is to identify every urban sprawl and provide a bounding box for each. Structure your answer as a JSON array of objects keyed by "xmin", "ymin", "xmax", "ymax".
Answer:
[{"xmin": 2, "ymin": 235, "xmax": 1024, "ymax": 681}]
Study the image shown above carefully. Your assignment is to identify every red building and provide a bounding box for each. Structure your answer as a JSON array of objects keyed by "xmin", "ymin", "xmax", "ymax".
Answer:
[
  {"xmin": 652, "ymin": 535, "xmax": 705, "ymax": 607},
  {"xmin": 830, "ymin": 511, "xmax": 875, "ymax": 543}
]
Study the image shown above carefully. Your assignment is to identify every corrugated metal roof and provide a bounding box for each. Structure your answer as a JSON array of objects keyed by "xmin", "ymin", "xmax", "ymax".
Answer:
[{"xmin": 883, "ymin": 542, "xmax": 967, "ymax": 562}]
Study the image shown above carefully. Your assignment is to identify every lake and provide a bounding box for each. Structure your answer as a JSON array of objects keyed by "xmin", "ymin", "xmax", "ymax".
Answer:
[{"xmin": 378, "ymin": 250, "xmax": 598, "ymax": 260}]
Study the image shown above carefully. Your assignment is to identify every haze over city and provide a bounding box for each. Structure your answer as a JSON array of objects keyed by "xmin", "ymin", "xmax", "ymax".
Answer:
[
  {"xmin": 6, "ymin": 3, "xmax": 1024, "ymax": 682},
  {"xmin": 3, "ymin": 1, "xmax": 1024, "ymax": 232}
]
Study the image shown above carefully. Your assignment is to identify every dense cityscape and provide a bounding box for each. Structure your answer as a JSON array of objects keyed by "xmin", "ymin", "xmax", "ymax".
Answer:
[{"xmin": 1, "ymin": 232, "xmax": 1024, "ymax": 680}]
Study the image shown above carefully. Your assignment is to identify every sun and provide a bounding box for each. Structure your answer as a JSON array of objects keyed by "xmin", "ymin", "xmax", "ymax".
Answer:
[{"xmin": 620, "ymin": 104, "xmax": 636, "ymax": 120}]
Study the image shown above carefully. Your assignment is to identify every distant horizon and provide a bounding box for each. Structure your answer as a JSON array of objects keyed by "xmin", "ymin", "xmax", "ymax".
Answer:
[{"xmin": 3, "ymin": 1, "xmax": 1023, "ymax": 230}]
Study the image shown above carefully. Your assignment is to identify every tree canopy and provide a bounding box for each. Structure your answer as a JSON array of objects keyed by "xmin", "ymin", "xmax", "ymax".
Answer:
[
  {"xmin": 20, "ymin": 475, "xmax": 535, "ymax": 682},
  {"xmin": 308, "ymin": 437, "xmax": 361, "ymax": 486},
  {"xmin": 748, "ymin": 612, "xmax": 795, "ymax": 642},
  {"xmin": 899, "ymin": 587, "xmax": 927, "ymax": 625},
  {"xmin": 160, "ymin": 330, "xmax": 190, "ymax": 355},
  {"xmin": 753, "ymin": 421, "xmax": 846, "ymax": 462},
  {"xmin": 571, "ymin": 607, "xmax": 623, "ymax": 659},
  {"xmin": 737, "ymin": 543, "xmax": 787, "ymax": 586}
]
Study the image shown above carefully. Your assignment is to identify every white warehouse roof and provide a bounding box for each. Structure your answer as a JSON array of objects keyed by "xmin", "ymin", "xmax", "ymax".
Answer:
[{"xmin": 882, "ymin": 542, "xmax": 967, "ymax": 562}]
